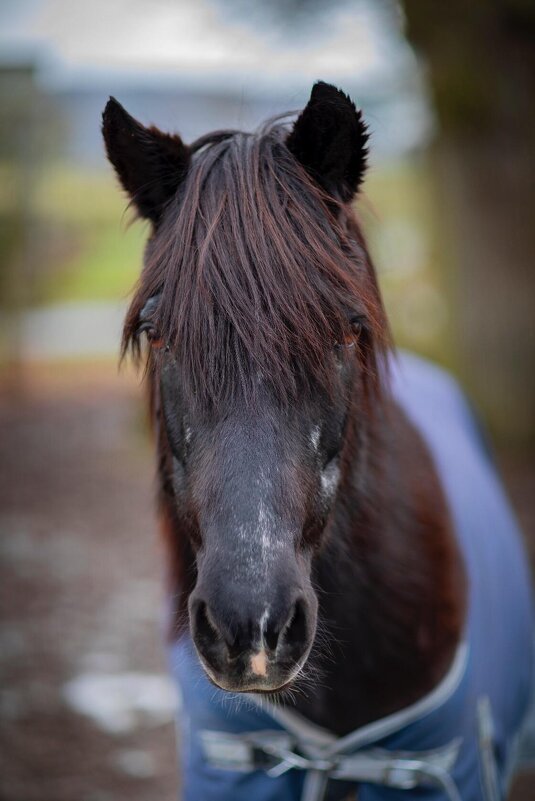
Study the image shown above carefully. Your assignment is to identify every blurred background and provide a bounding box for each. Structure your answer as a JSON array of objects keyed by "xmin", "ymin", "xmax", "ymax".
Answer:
[{"xmin": 0, "ymin": 1, "xmax": 534, "ymax": 799}]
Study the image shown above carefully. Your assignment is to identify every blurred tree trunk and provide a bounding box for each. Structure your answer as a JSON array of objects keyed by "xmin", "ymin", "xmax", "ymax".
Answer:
[{"xmin": 402, "ymin": 1, "xmax": 535, "ymax": 446}]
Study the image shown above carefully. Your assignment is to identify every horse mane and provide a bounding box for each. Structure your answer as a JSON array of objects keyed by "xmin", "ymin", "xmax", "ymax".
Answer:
[{"xmin": 122, "ymin": 120, "xmax": 389, "ymax": 406}]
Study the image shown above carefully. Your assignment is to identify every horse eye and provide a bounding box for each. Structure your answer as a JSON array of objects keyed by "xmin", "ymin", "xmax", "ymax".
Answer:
[
  {"xmin": 334, "ymin": 336, "xmax": 355, "ymax": 350},
  {"xmin": 334, "ymin": 319, "xmax": 364, "ymax": 350},
  {"xmin": 350, "ymin": 318, "xmax": 363, "ymax": 336},
  {"xmin": 139, "ymin": 322, "xmax": 165, "ymax": 349}
]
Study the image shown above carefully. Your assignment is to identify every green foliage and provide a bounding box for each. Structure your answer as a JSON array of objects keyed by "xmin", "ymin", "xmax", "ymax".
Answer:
[
  {"xmin": 360, "ymin": 157, "xmax": 454, "ymax": 367},
  {"xmin": 0, "ymin": 162, "xmax": 147, "ymax": 305},
  {"xmin": 0, "ymin": 157, "xmax": 453, "ymax": 368},
  {"xmin": 42, "ymin": 222, "xmax": 146, "ymax": 304}
]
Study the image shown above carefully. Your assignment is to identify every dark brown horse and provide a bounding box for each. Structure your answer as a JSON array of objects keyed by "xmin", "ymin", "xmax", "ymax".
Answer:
[{"xmin": 102, "ymin": 83, "xmax": 532, "ymax": 800}]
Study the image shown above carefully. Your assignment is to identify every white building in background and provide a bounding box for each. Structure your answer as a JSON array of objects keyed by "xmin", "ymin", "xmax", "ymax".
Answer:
[{"xmin": 1, "ymin": 0, "xmax": 433, "ymax": 166}]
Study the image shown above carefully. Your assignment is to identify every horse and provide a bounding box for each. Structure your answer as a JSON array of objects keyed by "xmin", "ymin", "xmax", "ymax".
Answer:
[{"xmin": 102, "ymin": 82, "xmax": 533, "ymax": 801}]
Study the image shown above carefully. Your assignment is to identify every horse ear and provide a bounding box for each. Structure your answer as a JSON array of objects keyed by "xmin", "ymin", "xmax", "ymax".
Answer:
[
  {"xmin": 102, "ymin": 97, "xmax": 190, "ymax": 223},
  {"xmin": 287, "ymin": 82, "xmax": 369, "ymax": 201}
]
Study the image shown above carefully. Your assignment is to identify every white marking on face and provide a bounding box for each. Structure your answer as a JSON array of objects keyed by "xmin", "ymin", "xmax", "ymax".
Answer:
[
  {"xmin": 310, "ymin": 425, "xmax": 321, "ymax": 451},
  {"xmin": 320, "ymin": 461, "xmax": 340, "ymax": 506},
  {"xmin": 259, "ymin": 607, "xmax": 270, "ymax": 637},
  {"xmin": 235, "ymin": 471, "xmax": 288, "ymax": 583},
  {"xmin": 250, "ymin": 649, "xmax": 268, "ymax": 677},
  {"xmin": 184, "ymin": 425, "xmax": 192, "ymax": 445}
]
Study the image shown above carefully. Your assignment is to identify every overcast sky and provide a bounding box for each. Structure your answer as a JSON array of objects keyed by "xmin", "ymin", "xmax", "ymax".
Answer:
[{"xmin": 0, "ymin": 0, "xmax": 416, "ymax": 93}]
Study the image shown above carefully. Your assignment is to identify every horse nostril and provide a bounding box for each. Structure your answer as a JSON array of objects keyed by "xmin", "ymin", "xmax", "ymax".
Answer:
[
  {"xmin": 191, "ymin": 599, "xmax": 245, "ymax": 662},
  {"xmin": 282, "ymin": 597, "xmax": 308, "ymax": 648},
  {"xmin": 265, "ymin": 597, "xmax": 309, "ymax": 653},
  {"xmin": 192, "ymin": 600, "xmax": 220, "ymax": 648}
]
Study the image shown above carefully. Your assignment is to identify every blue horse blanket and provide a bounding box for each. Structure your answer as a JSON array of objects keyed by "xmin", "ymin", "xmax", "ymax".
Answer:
[{"xmin": 168, "ymin": 352, "xmax": 533, "ymax": 800}]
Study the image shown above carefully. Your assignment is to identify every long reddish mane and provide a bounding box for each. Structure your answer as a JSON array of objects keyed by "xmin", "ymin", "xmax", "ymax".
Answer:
[{"xmin": 122, "ymin": 122, "xmax": 389, "ymax": 406}]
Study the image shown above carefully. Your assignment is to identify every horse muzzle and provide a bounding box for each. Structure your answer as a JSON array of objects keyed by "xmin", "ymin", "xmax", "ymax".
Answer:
[{"xmin": 189, "ymin": 593, "xmax": 316, "ymax": 693}]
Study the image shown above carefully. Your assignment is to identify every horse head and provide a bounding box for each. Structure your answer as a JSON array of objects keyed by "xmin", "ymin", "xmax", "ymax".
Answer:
[{"xmin": 102, "ymin": 83, "xmax": 388, "ymax": 694}]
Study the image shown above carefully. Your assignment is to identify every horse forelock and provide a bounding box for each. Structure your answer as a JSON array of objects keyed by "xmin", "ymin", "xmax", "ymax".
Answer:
[{"xmin": 123, "ymin": 121, "xmax": 389, "ymax": 407}]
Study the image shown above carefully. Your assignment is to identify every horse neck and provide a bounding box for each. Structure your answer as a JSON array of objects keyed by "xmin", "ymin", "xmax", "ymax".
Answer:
[
  {"xmin": 155, "ymin": 376, "xmax": 467, "ymax": 733},
  {"xmin": 293, "ymin": 395, "xmax": 467, "ymax": 734}
]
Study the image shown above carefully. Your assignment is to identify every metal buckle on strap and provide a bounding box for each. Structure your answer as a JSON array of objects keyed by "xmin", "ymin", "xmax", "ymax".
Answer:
[
  {"xmin": 199, "ymin": 728, "xmax": 462, "ymax": 801},
  {"xmin": 265, "ymin": 750, "xmax": 336, "ymax": 779},
  {"xmin": 199, "ymin": 730, "xmax": 296, "ymax": 773}
]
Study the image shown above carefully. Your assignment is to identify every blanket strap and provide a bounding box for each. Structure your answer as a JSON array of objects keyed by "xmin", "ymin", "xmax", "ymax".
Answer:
[{"xmin": 199, "ymin": 729, "xmax": 462, "ymax": 801}]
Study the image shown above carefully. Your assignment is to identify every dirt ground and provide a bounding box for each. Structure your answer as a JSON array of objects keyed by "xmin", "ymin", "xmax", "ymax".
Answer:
[{"xmin": 0, "ymin": 362, "xmax": 534, "ymax": 801}]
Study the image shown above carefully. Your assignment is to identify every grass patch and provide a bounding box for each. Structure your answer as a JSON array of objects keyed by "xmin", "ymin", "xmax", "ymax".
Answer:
[
  {"xmin": 42, "ymin": 222, "xmax": 146, "ymax": 304},
  {"xmin": 2, "ymin": 158, "xmax": 453, "ymax": 366}
]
